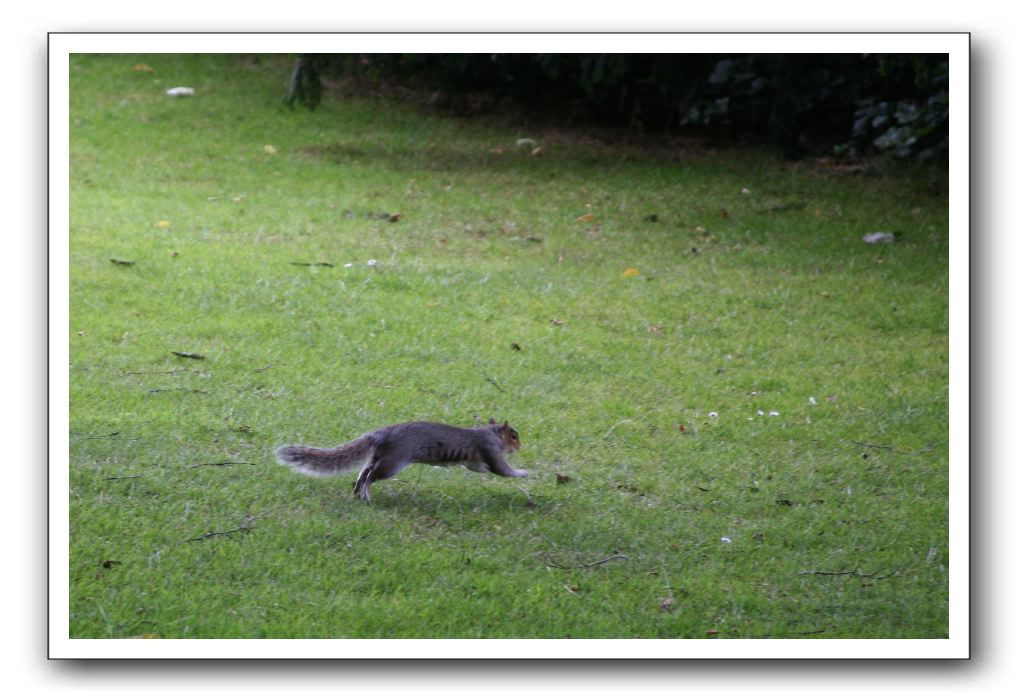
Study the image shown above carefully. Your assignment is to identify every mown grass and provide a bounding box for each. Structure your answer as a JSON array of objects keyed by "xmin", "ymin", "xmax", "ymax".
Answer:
[{"xmin": 68, "ymin": 54, "xmax": 949, "ymax": 639}]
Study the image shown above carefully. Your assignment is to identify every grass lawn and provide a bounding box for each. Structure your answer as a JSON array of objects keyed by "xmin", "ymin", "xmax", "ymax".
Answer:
[{"xmin": 68, "ymin": 54, "xmax": 950, "ymax": 639}]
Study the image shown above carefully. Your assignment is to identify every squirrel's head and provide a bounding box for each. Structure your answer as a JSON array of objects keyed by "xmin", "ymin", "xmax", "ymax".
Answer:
[{"xmin": 489, "ymin": 417, "xmax": 521, "ymax": 451}]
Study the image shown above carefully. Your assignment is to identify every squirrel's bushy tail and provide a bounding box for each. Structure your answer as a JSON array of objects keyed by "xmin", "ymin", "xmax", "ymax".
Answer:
[{"xmin": 275, "ymin": 434, "xmax": 376, "ymax": 477}]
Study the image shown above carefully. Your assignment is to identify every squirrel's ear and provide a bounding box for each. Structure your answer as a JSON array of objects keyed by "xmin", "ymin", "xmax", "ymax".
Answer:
[
  {"xmin": 501, "ymin": 420, "xmax": 509, "ymax": 430},
  {"xmin": 489, "ymin": 417, "xmax": 497, "ymax": 425}
]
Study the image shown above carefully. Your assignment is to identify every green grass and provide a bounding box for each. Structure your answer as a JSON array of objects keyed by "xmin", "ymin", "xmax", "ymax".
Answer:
[{"xmin": 68, "ymin": 54, "xmax": 949, "ymax": 639}]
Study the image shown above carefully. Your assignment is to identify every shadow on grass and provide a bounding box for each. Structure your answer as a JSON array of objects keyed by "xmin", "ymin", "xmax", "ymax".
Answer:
[{"xmin": 310, "ymin": 475, "xmax": 541, "ymax": 520}]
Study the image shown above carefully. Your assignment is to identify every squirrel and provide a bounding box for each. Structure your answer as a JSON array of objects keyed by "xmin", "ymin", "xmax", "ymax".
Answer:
[{"xmin": 275, "ymin": 418, "xmax": 528, "ymax": 504}]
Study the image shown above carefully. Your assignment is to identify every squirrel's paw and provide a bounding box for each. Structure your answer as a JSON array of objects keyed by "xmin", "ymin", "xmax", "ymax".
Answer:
[{"xmin": 515, "ymin": 469, "xmax": 529, "ymax": 478}]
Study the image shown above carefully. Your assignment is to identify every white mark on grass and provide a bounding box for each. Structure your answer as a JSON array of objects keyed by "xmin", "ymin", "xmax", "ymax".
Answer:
[
  {"xmin": 366, "ymin": 259, "xmax": 378, "ymax": 266},
  {"xmin": 721, "ymin": 536, "xmax": 732, "ymax": 544},
  {"xmin": 708, "ymin": 411, "xmax": 718, "ymax": 419},
  {"xmin": 809, "ymin": 397, "xmax": 817, "ymax": 405},
  {"xmin": 769, "ymin": 411, "xmax": 780, "ymax": 417}
]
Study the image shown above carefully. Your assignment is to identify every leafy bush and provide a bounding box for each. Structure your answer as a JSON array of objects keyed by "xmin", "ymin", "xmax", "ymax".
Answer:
[{"xmin": 292, "ymin": 53, "xmax": 948, "ymax": 161}]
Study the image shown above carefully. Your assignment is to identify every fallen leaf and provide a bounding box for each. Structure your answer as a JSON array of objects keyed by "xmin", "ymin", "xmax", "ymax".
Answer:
[
  {"xmin": 648, "ymin": 324, "xmax": 663, "ymax": 334},
  {"xmin": 622, "ymin": 267, "xmax": 640, "ymax": 278},
  {"xmin": 110, "ymin": 258, "xmax": 135, "ymax": 266},
  {"xmin": 263, "ymin": 144, "xmax": 278, "ymax": 155},
  {"xmin": 720, "ymin": 209, "xmax": 730, "ymax": 218},
  {"xmin": 706, "ymin": 629, "xmax": 720, "ymax": 635},
  {"xmin": 129, "ymin": 633, "xmax": 162, "ymax": 639},
  {"xmin": 576, "ymin": 213, "xmax": 595, "ymax": 222},
  {"xmin": 387, "ymin": 212, "xmax": 402, "ymax": 223},
  {"xmin": 526, "ymin": 235, "xmax": 543, "ymax": 242},
  {"xmin": 132, "ymin": 63, "xmax": 155, "ymax": 73},
  {"xmin": 531, "ymin": 146, "xmax": 542, "ymax": 156},
  {"xmin": 556, "ymin": 473, "xmax": 572, "ymax": 484},
  {"xmin": 643, "ymin": 213, "xmax": 659, "ymax": 223},
  {"xmin": 510, "ymin": 343, "xmax": 522, "ymax": 351},
  {"xmin": 550, "ymin": 319, "xmax": 565, "ymax": 326},
  {"xmin": 155, "ymin": 220, "xmax": 172, "ymax": 228},
  {"xmin": 172, "ymin": 351, "xmax": 206, "ymax": 360}
]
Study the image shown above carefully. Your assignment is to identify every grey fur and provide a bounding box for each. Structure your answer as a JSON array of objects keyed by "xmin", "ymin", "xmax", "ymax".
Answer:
[{"xmin": 276, "ymin": 420, "xmax": 527, "ymax": 503}]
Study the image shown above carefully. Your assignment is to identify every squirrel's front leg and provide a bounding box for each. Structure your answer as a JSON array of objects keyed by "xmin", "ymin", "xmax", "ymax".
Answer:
[{"xmin": 484, "ymin": 450, "xmax": 529, "ymax": 478}]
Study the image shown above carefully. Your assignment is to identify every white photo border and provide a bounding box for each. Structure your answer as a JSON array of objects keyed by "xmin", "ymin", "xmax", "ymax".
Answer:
[{"xmin": 50, "ymin": 32, "xmax": 969, "ymax": 660}]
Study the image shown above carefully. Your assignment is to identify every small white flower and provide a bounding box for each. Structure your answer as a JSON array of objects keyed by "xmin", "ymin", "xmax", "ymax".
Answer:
[
  {"xmin": 757, "ymin": 410, "xmax": 765, "ymax": 417},
  {"xmin": 708, "ymin": 411, "xmax": 718, "ymax": 419},
  {"xmin": 366, "ymin": 259, "xmax": 378, "ymax": 266},
  {"xmin": 343, "ymin": 262, "xmax": 353, "ymax": 268},
  {"xmin": 721, "ymin": 536, "xmax": 732, "ymax": 544},
  {"xmin": 769, "ymin": 411, "xmax": 780, "ymax": 417},
  {"xmin": 809, "ymin": 397, "xmax": 817, "ymax": 405}
]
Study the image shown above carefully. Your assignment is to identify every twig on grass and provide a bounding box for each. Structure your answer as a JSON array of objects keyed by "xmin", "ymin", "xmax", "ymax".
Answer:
[
  {"xmin": 75, "ymin": 431, "xmax": 120, "ymax": 439},
  {"xmin": 102, "ymin": 475, "xmax": 142, "ymax": 481},
  {"xmin": 517, "ymin": 485, "xmax": 535, "ymax": 507},
  {"xmin": 189, "ymin": 462, "xmax": 256, "ymax": 469},
  {"xmin": 253, "ymin": 363, "xmax": 274, "ymax": 373},
  {"xmin": 799, "ymin": 569, "xmax": 893, "ymax": 580},
  {"xmin": 148, "ymin": 388, "xmax": 208, "ymax": 394},
  {"xmin": 123, "ymin": 368, "xmax": 205, "ymax": 376},
  {"xmin": 545, "ymin": 553, "xmax": 629, "ymax": 570},
  {"xmin": 291, "ymin": 261, "xmax": 334, "ymax": 267},
  {"xmin": 185, "ymin": 526, "xmax": 252, "ymax": 543},
  {"xmin": 484, "ymin": 376, "xmax": 505, "ymax": 393}
]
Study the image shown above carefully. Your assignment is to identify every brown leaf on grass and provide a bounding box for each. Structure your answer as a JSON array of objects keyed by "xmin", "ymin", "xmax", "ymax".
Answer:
[
  {"xmin": 576, "ymin": 213, "xmax": 595, "ymax": 222},
  {"xmin": 110, "ymin": 258, "xmax": 136, "ymax": 266},
  {"xmin": 706, "ymin": 629, "xmax": 720, "ymax": 636},
  {"xmin": 720, "ymin": 209, "xmax": 730, "ymax": 218},
  {"xmin": 510, "ymin": 343, "xmax": 522, "ymax": 351},
  {"xmin": 648, "ymin": 324, "xmax": 663, "ymax": 334},
  {"xmin": 556, "ymin": 473, "xmax": 572, "ymax": 484},
  {"xmin": 550, "ymin": 319, "xmax": 565, "ymax": 326},
  {"xmin": 622, "ymin": 267, "xmax": 640, "ymax": 278}
]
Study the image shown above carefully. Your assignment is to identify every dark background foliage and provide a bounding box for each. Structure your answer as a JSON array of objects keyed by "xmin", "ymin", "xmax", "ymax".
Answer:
[{"xmin": 285, "ymin": 53, "xmax": 948, "ymax": 162}]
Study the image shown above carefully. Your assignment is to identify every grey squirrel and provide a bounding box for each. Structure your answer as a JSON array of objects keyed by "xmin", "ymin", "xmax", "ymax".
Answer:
[{"xmin": 275, "ymin": 418, "xmax": 528, "ymax": 503}]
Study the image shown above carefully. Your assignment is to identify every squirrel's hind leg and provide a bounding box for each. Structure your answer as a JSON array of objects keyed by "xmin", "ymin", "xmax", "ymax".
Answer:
[{"xmin": 353, "ymin": 457, "xmax": 412, "ymax": 504}]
